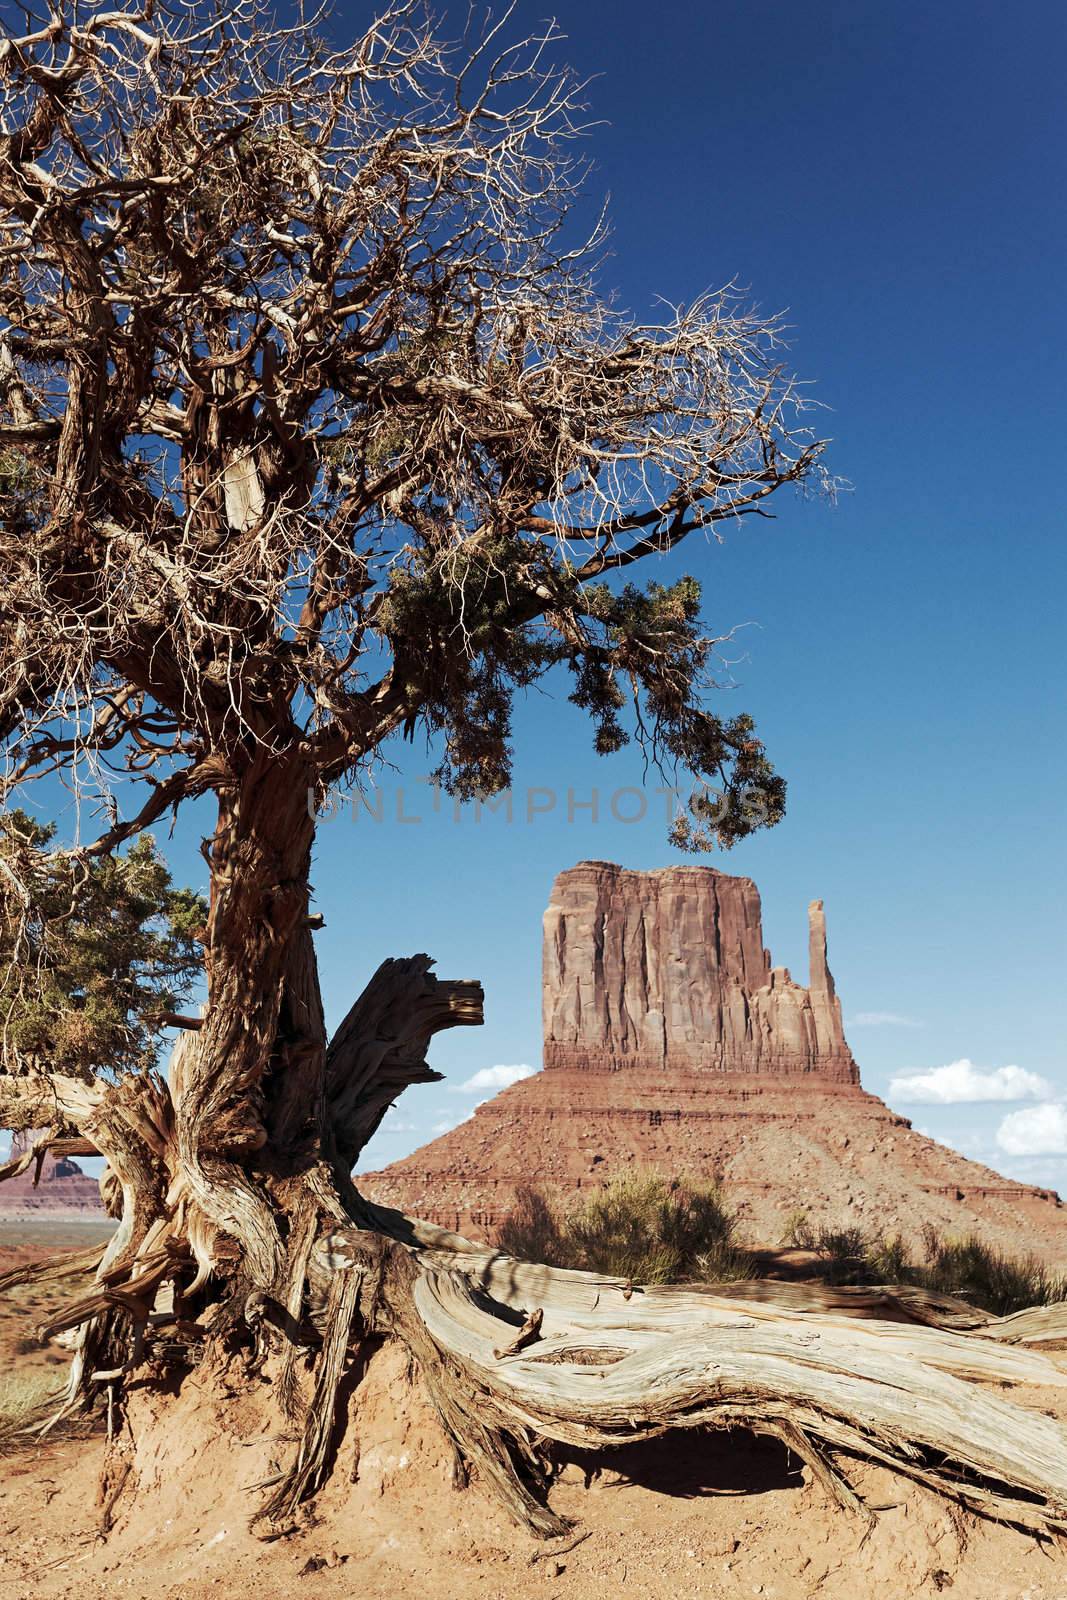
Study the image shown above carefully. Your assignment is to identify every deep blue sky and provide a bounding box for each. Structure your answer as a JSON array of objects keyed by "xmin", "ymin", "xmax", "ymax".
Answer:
[
  {"xmin": 12, "ymin": 3, "xmax": 1067, "ymax": 1188},
  {"xmin": 324, "ymin": 0, "xmax": 1067, "ymax": 1181}
]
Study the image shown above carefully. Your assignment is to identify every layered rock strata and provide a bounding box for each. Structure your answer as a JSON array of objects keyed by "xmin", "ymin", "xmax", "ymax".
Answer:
[{"xmin": 0, "ymin": 1129, "xmax": 104, "ymax": 1215}]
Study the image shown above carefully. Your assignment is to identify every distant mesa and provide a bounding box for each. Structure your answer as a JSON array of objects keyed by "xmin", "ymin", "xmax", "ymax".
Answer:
[
  {"xmin": 364, "ymin": 861, "xmax": 1067, "ymax": 1262},
  {"xmin": 0, "ymin": 1128, "xmax": 104, "ymax": 1215}
]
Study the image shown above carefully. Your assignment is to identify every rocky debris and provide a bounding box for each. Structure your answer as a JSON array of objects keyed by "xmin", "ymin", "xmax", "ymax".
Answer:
[
  {"xmin": 364, "ymin": 1069, "xmax": 1066, "ymax": 1259},
  {"xmin": 543, "ymin": 862, "xmax": 857, "ymax": 1081}
]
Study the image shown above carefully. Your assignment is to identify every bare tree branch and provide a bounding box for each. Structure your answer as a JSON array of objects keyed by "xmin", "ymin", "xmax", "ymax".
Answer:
[{"xmin": 0, "ymin": 0, "xmax": 828, "ymax": 831}]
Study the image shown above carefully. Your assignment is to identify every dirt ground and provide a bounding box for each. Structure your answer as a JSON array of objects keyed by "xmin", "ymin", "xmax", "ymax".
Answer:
[
  {"xmin": 4, "ymin": 1219, "xmax": 1067, "ymax": 1600},
  {"xmin": 0, "ymin": 1216, "xmax": 114, "ymax": 1377}
]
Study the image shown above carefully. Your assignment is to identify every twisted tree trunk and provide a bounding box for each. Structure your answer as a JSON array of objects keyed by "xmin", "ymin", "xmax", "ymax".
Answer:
[{"xmin": 0, "ymin": 762, "xmax": 488, "ymax": 1530}]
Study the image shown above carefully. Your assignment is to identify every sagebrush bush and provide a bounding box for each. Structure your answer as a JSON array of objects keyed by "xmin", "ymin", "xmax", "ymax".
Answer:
[
  {"xmin": 832, "ymin": 1226, "xmax": 1066, "ymax": 1316},
  {"xmin": 494, "ymin": 1185, "xmax": 569, "ymax": 1267},
  {"xmin": 782, "ymin": 1208, "xmax": 814, "ymax": 1249},
  {"xmin": 790, "ymin": 1224, "xmax": 865, "ymax": 1284},
  {"xmin": 495, "ymin": 1170, "xmax": 753, "ymax": 1285},
  {"xmin": 864, "ymin": 1232, "xmax": 911, "ymax": 1283},
  {"xmin": 498, "ymin": 1182, "xmax": 1064, "ymax": 1316}
]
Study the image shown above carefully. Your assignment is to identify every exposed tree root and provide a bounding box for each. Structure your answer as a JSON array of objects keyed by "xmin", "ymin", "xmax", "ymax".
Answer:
[
  {"xmin": 375, "ymin": 1239, "xmax": 571, "ymax": 1539},
  {"xmin": 332, "ymin": 1210, "xmax": 1067, "ymax": 1538},
  {"xmin": 7, "ymin": 956, "xmax": 1067, "ymax": 1542},
  {"xmin": 253, "ymin": 1261, "xmax": 362, "ymax": 1534},
  {"xmin": 0, "ymin": 1242, "xmax": 105, "ymax": 1297}
]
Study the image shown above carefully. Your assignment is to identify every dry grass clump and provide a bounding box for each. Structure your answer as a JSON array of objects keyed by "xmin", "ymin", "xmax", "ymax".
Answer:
[
  {"xmin": 0, "ymin": 1370, "xmax": 64, "ymax": 1454},
  {"xmin": 496, "ymin": 1171, "xmax": 754, "ymax": 1285},
  {"xmin": 783, "ymin": 1210, "xmax": 1066, "ymax": 1316}
]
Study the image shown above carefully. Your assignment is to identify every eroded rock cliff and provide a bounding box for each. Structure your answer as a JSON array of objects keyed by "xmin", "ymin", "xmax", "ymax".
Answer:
[
  {"xmin": 0, "ymin": 1128, "xmax": 104, "ymax": 1214},
  {"xmin": 542, "ymin": 862, "xmax": 857, "ymax": 1081}
]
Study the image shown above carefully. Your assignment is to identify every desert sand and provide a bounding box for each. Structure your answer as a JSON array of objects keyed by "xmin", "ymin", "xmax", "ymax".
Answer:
[{"xmin": 2, "ymin": 1218, "xmax": 1067, "ymax": 1600}]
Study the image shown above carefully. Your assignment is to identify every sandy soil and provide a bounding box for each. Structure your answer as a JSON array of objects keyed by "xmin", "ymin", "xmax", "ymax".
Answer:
[
  {"xmin": 4, "ymin": 1220, "xmax": 1067, "ymax": 1600},
  {"xmin": 3, "ymin": 1344, "xmax": 1067, "ymax": 1600}
]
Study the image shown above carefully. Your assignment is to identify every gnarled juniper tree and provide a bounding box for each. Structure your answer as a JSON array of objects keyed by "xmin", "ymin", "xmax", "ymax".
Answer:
[{"xmin": 0, "ymin": 3, "xmax": 965, "ymax": 1539}]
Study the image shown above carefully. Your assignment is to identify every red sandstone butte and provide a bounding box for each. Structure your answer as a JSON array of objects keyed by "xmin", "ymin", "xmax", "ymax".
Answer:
[
  {"xmin": 543, "ymin": 862, "xmax": 856, "ymax": 1080},
  {"xmin": 364, "ymin": 862, "xmax": 1067, "ymax": 1262}
]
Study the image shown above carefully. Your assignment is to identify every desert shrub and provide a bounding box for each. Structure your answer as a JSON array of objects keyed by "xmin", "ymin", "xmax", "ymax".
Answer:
[
  {"xmin": 864, "ymin": 1232, "xmax": 911, "ymax": 1283},
  {"xmin": 816, "ymin": 1225, "xmax": 866, "ymax": 1260},
  {"xmin": 694, "ymin": 1235, "xmax": 757, "ymax": 1284},
  {"xmin": 0, "ymin": 1372, "xmax": 62, "ymax": 1453},
  {"xmin": 913, "ymin": 1230, "xmax": 1067, "ymax": 1318},
  {"xmin": 781, "ymin": 1212, "xmax": 865, "ymax": 1267},
  {"xmin": 809, "ymin": 1224, "xmax": 866, "ymax": 1282},
  {"xmin": 814, "ymin": 1225, "xmax": 1067, "ymax": 1316},
  {"xmin": 499, "ymin": 1186, "xmax": 1063, "ymax": 1316},
  {"xmin": 782, "ymin": 1208, "xmax": 815, "ymax": 1249},
  {"xmin": 495, "ymin": 1171, "xmax": 753, "ymax": 1285},
  {"xmin": 495, "ymin": 1185, "xmax": 569, "ymax": 1267}
]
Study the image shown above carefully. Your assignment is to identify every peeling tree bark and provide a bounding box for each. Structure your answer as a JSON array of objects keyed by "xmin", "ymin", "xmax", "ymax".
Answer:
[{"xmin": 170, "ymin": 758, "xmax": 323, "ymax": 1293}]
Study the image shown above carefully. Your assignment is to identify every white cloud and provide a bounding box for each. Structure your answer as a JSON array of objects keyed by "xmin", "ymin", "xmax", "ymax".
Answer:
[
  {"xmin": 996, "ymin": 1103, "xmax": 1067, "ymax": 1157},
  {"xmin": 847, "ymin": 1011, "xmax": 920, "ymax": 1028},
  {"xmin": 449, "ymin": 1063, "xmax": 537, "ymax": 1095},
  {"xmin": 888, "ymin": 1058, "xmax": 1053, "ymax": 1105},
  {"xmin": 379, "ymin": 1114, "xmax": 417, "ymax": 1135},
  {"xmin": 431, "ymin": 1111, "xmax": 474, "ymax": 1135}
]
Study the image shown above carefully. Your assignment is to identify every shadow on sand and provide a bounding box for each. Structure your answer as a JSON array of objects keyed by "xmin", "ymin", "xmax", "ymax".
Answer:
[{"xmin": 554, "ymin": 1427, "xmax": 803, "ymax": 1500}]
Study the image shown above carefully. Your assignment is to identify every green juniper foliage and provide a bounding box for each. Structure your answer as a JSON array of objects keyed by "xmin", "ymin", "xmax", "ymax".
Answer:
[
  {"xmin": 0, "ymin": 811, "xmax": 206, "ymax": 1082},
  {"xmin": 379, "ymin": 550, "xmax": 786, "ymax": 844}
]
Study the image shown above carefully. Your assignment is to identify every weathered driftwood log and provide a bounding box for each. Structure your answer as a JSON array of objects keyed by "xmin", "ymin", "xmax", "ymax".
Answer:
[{"xmin": 6, "ymin": 955, "xmax": 1067, "ymax": 1541}]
